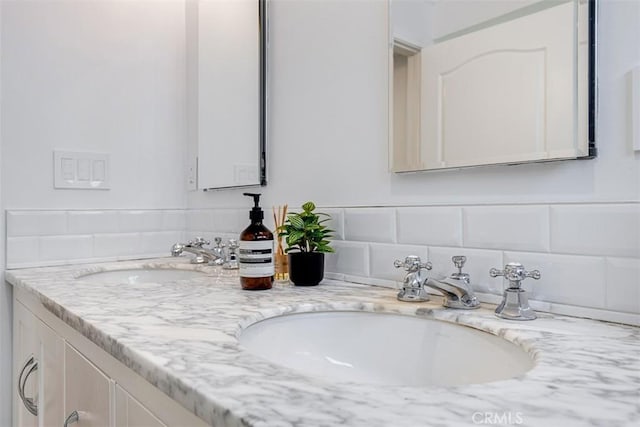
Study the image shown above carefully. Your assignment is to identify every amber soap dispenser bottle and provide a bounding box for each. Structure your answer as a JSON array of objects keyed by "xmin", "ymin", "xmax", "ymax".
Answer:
[{"xmin": 239, "ymin": 193, "xmax": 274, "ymax": 290}]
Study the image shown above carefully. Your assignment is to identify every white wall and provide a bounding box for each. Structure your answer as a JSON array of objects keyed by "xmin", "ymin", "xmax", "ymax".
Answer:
[
  {"xmin": 0, "ymin": 3, "xmax": 9, "ymax": 425},
  {"xmin": 1, "ymin": 1, "xmax": 189, "ymax": 422},
  {"xmin": 0, "ymin": 0, "xmax": 188, "ymax": 210}
]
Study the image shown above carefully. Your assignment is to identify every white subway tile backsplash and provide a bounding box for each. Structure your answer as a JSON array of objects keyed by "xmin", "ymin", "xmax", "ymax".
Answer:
[
  {"xmin": 321, "ymin": 208, "xmax": 344, "ymax": 240},
  {"xmin": 605, "ymin": 257, "xmax": 640, "ymax": 314},
  {"xmin": 397, "ymin": 207, "xmax": 462, "ymax": 247},
  {"xmin": 162, "ymin": 210, "xmax": 187, "ymax": 231},
  {"xmin": 212, "ymin": 209, "xmax": 247, "ymax": 233},
  {"xmin": 369, "ymin": 243, "xmax": 428, "ymax": 282},
  {"xmin": 39, "ymin": 235, "xmax": 94, "ymax": 262},
  {"xmin": 93, "ymin": 233, "xmax": 141, "ymax": 258},
  {"xmin": 464, "ymin": 206, "xmax": 549, "ymax": 252},
  {"xmin": 7, "ymin": 211, "xmax": 67, "ymax": 237},
  {"xmin": 504, "ymin": 252, "xmax": 606, "ymax": 309},
  {"xmin": 550, "ymin": 204, "xmax": 640, "ymax": 257},
  {"xmin": 325, "ymin": 241, "xmax": 369, "ymax": 277},
  {"xmin": 118, "ymin": 211, "xmax": 164, "ymax": 233},
  {"xmin": 5, "ymin": 203, "xmax": 634, "ymax": 324},
  {"xmin": 140, "ymin": 231, "xmax": 183, "ymax": 256},
  {"xmin": 6, "ymin": 237, "xmax": 39, "ymax": 267},
  {"xmin": 186, "ymin": 209, "xmax": 215, "ymax": 232},
  {"xmin": 428, "ymin": 247, "xmax": 503, "ymax": 294},
  {"xmin": 68, "ymin": 211, "xmax": 119, "ymax": 235},
  {"xmin": 344, "ymin": 208, "xmax": 395, "ymax": 243}
]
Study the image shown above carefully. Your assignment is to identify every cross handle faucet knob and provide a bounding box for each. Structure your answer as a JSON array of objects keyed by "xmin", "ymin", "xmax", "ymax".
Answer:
[
  {"xmin": 452, "ymin": 256, "xmax": 467, "ymax": 273},
  {"xmin": 189, "ymin": 237, "xmax": 210, "ymax": 248},
  {"xmin": 393, "ymin": 255, "xmax": 432, "ymax": 272},
  {"xmin": 490, "ymin": 262, "xmax": 540, "ymax": 289}
]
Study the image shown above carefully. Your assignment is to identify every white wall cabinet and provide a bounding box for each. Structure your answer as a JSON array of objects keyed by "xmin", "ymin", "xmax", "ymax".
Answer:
[{"xmin": 13, "ymin": 290, "xmax": 207, "ymax": 427}]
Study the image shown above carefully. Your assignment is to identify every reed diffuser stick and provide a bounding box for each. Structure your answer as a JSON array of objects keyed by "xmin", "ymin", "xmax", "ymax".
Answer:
[{"xmin": 273, "ymin": 204, "xmax": 288, "ymax": 280}]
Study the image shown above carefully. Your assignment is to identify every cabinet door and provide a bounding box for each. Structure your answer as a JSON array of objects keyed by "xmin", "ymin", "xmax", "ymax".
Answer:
[
  {"xmin": 115, "ymin": 384, "xmax": 166, "ymax": 427},
  {"xmin": 13, "ymin": 301, "xmax": 39, "ymax": 427},
  {"xmin": 64, "ymin": 345, "xmax": 111, "ymax": 427},
  {"xmin": 36, "ymin": 321, "xmax": 65, "ymax": 427},
  {"xmin": 13, "ymin": 301, "xmax": 65, "ymax": 427}
]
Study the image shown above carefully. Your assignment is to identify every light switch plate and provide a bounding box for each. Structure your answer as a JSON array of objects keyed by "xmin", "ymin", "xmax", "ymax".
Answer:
[
  {"xmin": 187, "ymin": 157, "xmax": 198, "ymax": 191},
  {"xmin": 54, "ymin": 151, "xmax": 110, "ymax": 190},
  {"xmin": 632, "ymin": 67, "xmax": 640, "ymax": 152}
]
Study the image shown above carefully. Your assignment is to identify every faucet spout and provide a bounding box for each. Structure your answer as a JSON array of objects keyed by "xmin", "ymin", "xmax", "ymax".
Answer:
[
  {"xmin": 424, "ymin": 276, "xmax": 480, "ymax": 309},
  {"xmin": 170, "ymin": 239, "xmax": 221, "ymax": 264}
]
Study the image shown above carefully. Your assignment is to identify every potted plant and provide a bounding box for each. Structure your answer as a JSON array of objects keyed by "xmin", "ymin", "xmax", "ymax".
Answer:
[{"xmin": 277, "ymin": 201, "xmax": 334, "ymax": 286}]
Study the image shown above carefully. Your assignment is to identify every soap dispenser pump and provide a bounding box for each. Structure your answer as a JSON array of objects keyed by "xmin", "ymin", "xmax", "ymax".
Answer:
[{"xmin": 239, "ymin": 193, "xmax": 274, "ymax": 290}]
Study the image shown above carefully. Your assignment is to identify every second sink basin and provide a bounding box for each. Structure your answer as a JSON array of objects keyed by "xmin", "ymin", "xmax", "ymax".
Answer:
[
  {"xmin": 239, "ymin": 311, "xmax": 534, "ymax": 386},
  {"xmin": 78, "ymin": 268, "xmax": 207, "ymax": 284}
]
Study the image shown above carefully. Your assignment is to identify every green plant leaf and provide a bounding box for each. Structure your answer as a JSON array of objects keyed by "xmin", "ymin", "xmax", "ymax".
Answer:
[
  {"xmin": 288, "ymin": 215, "xmax": 305, "ymax": 230},
  {"xmin": 302, "ymin": 201, "xmax": 316, "ymax": 212},
  {"xmin": 289, "ymin": 229, "xmax": 305, "ymax": 242}
]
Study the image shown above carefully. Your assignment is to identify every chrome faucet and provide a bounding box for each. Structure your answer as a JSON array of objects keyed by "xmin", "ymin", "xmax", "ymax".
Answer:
[
  {"xmin": 171, "ymin": 237, "xmax": 222, "ymax": 264},
  {"xmin": 491, "ymin": 262, "xmax": 540, "ymax": 320},
  {"xmin": 393, "ymin": 256, "xmax": 432, "ymax": 302},
  {"xmin": 393, "ymin": 255, "xmax": 480, "ymax": 309},
  {"xmin": 424, "ymin": 256, "xmax": 480, "ymax": 309}
]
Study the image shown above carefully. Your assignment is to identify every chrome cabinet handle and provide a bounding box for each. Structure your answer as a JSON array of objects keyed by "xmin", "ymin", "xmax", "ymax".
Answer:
[
  {"xmin": 17, "ymin": 355, "xmax": 38, "ymax": 416},
  {"xmin": 64, "ymin": 410, "xmax": 79, "ymax": 427}
]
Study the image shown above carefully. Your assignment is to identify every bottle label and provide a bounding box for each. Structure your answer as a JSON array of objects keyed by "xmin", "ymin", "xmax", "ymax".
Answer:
[{"xmin": 239, "ymin": 240, "xmax": 274, "ymax": 278}]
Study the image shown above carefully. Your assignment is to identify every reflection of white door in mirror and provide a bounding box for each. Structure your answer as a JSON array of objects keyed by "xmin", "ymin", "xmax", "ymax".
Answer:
[
  {"xmin": 390, "ymin": 0, "xmax": 595, "ymax": 173},
  {"xmin": 187, "ymin": 0, "xmax": 266, "ymax": 189}
]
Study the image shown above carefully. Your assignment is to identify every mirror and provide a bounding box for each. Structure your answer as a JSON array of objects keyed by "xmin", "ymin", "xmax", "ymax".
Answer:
[
  {"xmin": 390, "ymin": 0, "xmax": 596, "ymax": 172},
  {"xmin": 187, "ymin": 0, "xmax": 266, "ymax": 189}
]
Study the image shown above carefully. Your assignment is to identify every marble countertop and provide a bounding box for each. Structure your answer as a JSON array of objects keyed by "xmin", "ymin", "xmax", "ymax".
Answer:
[{"xmin": 6, "ymin": 258, "xmax": 639, "ymax": 427}]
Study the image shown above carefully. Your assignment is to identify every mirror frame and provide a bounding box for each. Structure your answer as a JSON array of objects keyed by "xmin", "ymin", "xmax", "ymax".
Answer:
[
  {"xmin": 588, "ymin": 0, "xmax": 597, "ymax": 155},
  {"xmin": 389, "ymin": 0, "xmax": 598, "ymax": 173},
  {"xmin": 202, "ymin": 0, "xmax": 267, "ymax": 191},
  {"xmin": 258, "ymin": 0, "xmax": 267, "ymax": 186}
]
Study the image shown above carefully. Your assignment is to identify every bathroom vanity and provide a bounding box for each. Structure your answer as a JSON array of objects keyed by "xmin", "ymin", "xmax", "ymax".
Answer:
[{"xmin": 7, "ymin": 258, "xmax": 639, "ymax": 427}]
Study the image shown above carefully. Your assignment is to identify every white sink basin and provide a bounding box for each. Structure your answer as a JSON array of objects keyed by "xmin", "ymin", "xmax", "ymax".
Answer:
[
  {"xmin": 78, "ymin": 269, "xmax": 206, "ymax": 284},
  {"xmin": 239, "ymin": 311, "xmax": 534, "ymax": 386}
]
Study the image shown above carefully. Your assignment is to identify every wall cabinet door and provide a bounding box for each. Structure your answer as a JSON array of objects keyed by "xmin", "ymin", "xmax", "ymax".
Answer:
[
  {"xmin": 64, "ymin": 344, "xmax": 111, "ymax": 427},
  {"xmin": 13, "ymin": 301, "xmax": 64, "ymax": 427}
]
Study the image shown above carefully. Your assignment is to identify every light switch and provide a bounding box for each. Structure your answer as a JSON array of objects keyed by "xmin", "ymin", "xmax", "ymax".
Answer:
[
  {"xmin": 77, "ymin": 159, "xmax": 91, "ymax": 181},
  {"xmin": 54, "ymin": 151, "xmax": 110, "ymax": 190},
  {"xmin": 61, "ymin": 158, "xmax": 75, "ymax": 181},
  {"xmin": 92, "ymin": 160, "xmax": 106, "ymax": 182}
]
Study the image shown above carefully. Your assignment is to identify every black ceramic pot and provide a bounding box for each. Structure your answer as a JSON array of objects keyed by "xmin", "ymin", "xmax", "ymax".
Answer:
[{"xmin": 288, "ymin": 252, "xmax": 324, "ymax": 286}]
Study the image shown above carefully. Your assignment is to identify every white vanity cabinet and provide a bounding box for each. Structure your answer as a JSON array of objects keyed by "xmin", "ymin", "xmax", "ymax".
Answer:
[{"xmin": 13, "ymin": 290, "xmax": 208, "ymax": 427}]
